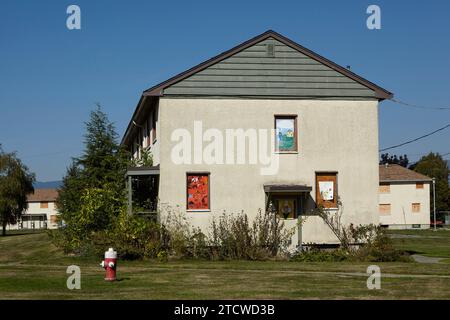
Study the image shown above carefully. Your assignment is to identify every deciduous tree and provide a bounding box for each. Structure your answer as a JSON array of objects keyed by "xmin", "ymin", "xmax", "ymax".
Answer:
[
  {"xmin": 0, "ymin": 146, "xmax": 35, "ymax": 236},
  {"xmin": 411, "ymin": 152, "xmax": 450, "ymax": 219}
]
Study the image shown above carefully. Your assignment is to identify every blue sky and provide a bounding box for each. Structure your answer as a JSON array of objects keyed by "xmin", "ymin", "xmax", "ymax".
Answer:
[{"xmin": 1, "ymin": 0, "xmax": 449, "ymax": 181}]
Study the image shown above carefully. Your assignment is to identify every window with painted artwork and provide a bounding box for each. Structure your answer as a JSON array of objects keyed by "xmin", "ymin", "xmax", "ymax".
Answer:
[
  {"xmin": 275, "ymin": 115, "xmax": 297, "ymax": 152},
  {"xmin": 316, "ymin": 172, "xmax": 338, "ymax": 208},
  {"xmin": 273, "ymin": 197, "xmax": 297, "ymax": 219},
  {"xmin": 187, "ymin": 173, "xmax": 210, "ymax": 210}
]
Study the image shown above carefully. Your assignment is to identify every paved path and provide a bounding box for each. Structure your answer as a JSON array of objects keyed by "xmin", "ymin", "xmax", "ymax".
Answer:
[{"xmin": 411, "ymin": 254, "xmax": 446, "ymax": 264}]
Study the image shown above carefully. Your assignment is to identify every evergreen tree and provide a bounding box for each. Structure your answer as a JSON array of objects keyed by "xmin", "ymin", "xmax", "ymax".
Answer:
[
  {"xmin": 379, "ymin": 153, "xmax": 409, "ymax": 167},
  {"xmin": 56, "ymin": 105, "xmax": 129, "ymax": 249},
  {"xmin": 77, "ymin": 105, "xmax": 123, "ymax": 189}
]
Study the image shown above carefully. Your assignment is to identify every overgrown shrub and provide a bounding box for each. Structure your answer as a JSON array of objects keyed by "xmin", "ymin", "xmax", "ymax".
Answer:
[
  {"xmin": 88, "ymin": 206, "xmax": 294, "ymax": 261},
  {"xmin": 290, "ymin": 225, "xmax": 410, "ymax": 262},
  {"xmin": 352, "ymin": 226, "xmax": 411, "ymax": 262},
  {"xmin": 160, "ymin": 205, "xmax": 209, "ymax": 259},
  {"xmin": 209, "ymin": 208, "xmax": 294, "ymax": 260}
]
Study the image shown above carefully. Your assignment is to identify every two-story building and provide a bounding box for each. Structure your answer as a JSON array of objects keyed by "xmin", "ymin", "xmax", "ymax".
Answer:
[
  {"xmin": 379, "ymin": 164, "xmax": 431, "ymax": 229},
  {"xmin": 6, "ymin": 188, "xmax": 60, "ymax": 230},
  {"xmin": 121, "ymin": 30, "xmax": 393, "ymax": 246}
]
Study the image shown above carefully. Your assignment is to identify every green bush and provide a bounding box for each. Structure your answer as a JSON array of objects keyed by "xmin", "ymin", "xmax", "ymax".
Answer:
[
  {"xmin": 290, "ymin": 247, "xmax": 350, "ymax": 262},
  {"xmin": 106, "ymin": 211, "xmax": 167, "ymax": 260},
  {"xmin": 54, "ymin": 186, "xmax": 124, "ymax": 253}
]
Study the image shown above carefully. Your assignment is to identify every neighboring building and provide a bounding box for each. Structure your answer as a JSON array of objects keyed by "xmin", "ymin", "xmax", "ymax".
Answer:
[
  {"xmin": 6, "ymin": 188, "xmax": 60, "ymax": 230},
  {"xmin": 379, "ymin": 164, "xmax": 431, "ymax": 229},
  {"xmin": 121, "ymin": 30, "xmax": 393, "ymax": 246}
]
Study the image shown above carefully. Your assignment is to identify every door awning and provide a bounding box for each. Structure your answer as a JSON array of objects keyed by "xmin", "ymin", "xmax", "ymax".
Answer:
[
  {"xmin": 126, "ymin": 165, "xmax": 160, "ymax": 176},
  {"xmin": 264, "ymin": 184, "xmax": 312, "ymax": 193}
]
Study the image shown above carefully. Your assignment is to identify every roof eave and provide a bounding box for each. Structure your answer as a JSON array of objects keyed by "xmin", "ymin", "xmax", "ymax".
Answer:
[
  {"xmin": 121, "ymin": 95, "xmax": 146, "ymax": 146},
  {"xmin": 380, "ymin": 179, "xmax": 433, "ymax": 183}
]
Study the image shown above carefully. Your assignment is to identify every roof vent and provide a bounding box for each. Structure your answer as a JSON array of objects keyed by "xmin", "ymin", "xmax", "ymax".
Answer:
[{"xmin": 266, "ymin": 43, "xmax": 275, "ymax": 57}]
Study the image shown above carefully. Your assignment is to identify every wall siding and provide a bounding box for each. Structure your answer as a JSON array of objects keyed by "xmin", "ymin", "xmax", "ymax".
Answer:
[{"xmin": 163, "ymin": 38, "xmax": 377, "ymax": 98}]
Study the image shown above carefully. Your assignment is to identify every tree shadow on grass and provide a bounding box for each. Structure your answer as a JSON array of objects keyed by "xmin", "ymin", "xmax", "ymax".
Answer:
[
  {"xmin": 2, "ymin": 231, "xmax": 45, "ymax": 237},
  {"xmin": 115, "ymin": 277, "xmax": 131, "ymax": 282}
]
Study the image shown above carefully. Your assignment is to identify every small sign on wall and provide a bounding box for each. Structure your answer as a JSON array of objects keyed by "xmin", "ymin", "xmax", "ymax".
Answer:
[{"xmin": 319, "ymin": 181, "xmax": 334, "ymax": 201}]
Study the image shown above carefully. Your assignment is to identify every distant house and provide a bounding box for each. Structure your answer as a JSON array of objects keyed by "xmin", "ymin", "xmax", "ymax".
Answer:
[
  {"xmin": 379, "ymin": 164, "xmax": 431, "ymax": 229},
  {"xmin": 121, "ymin": 30, "xmax": 393, "ymax": 246},
  {"xmin": 6, "ymin": 188, "xmax": 60, "ymax": 230}
]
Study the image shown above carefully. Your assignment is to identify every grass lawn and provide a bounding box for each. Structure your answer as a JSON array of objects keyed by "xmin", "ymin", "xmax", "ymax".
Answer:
[
  {"xmin": 0, "ymin": 230, "xmax": 449, "ymax": 299},
  {"xmin": 387, "ymin": 228, "xmax": 450, "ymax": 258}
]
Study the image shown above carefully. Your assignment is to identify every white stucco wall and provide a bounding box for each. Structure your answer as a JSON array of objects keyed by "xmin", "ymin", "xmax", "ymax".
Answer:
[
  {"xmin": 379, "ymin": 182, "xmax": 431, "ymax": 229},
  {"xmin": 155, "ymin": 98, "xmax": 380, "ymax": 245}
]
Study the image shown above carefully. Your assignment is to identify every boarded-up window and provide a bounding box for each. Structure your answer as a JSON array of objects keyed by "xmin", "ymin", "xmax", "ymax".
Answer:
[
  {"xmin": 187, "ymin": 173, "xmax": 210, "ymax": 210},
  {"xmin": 275, "ymin": 115, "xmax": 297, "ymax": 152},
  {"xmin": 316, "ymin": 172, "xmax": 338, "ymax": 208},
  {"xmin": 379, "ymin": 183, "xmax": 390, "ymax": 193},
  {"xmin": 40, "ymin": 202, "xmax": 48, "ymax": 209},
  {"xmin": 50, "ymin": 215, "xmax": 58, "ymax": 224},
  {"xmin": 412, "ymin": 203, "xmax": 421, "ymax": 213},
  {"xmin": 379, "ymin": 204, "xmax": 391, "ymax": 215},
  {"xmin": 416, "ymin": 183, "xmax": 424, "ymax": 189}
]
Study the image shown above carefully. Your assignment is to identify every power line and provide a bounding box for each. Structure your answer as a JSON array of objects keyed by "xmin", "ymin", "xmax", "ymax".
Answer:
[
  {"xmin": 379, "ymin": 123, "xmax": 450, "ymax": 152},
  {"xmin": 388, "ymin": 98, "xmax": 450, "ymax": 111}
]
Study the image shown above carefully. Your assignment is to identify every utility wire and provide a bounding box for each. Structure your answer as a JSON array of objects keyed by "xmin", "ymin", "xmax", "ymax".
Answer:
[
  {"xmin": 388, "ymin": 98, "xmax": 450, "ymax": 111},
  {"xmin": 379, "ymin": 123, "xmax": 450, "ymax": 152}
]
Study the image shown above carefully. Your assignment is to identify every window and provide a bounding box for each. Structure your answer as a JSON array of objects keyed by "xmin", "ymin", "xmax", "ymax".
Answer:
[
  {"xmin": 416, "ymin": 183, "xmax": 424, "ymax": 189},
  {"xmin": 379, "ymin": 183, "xmax": 390, "ymax": 193},
  {"xmin": 379, "ymin": 204, "xmax": 391, "ymax": 215},
  {"xmin": 146, "ymin": 117, "xmax": 151, "ymax": 147},
  {"xmin": 50, "ymin": 215, "xmax": 58, "ymax": 224},
  {"xmin": 272, "ymin": 197, "xmax": 297, "ymax": 219},
  {"xmin": 315, "ymin": 172, "xmax": 338, "ymax": 208},
  {"xmin": 187, "ymin": 173, "xmax": 210, "ymax": 210},
  {"xmin": 143, "ymin": 121, "xmax": 149, "ymax": 147},
  {"xmin": 275, "ymin": 115, "xmax": 297, "ymax": 152},
  {"xmin": 412, "ymin": 203, "xmax": 421, "ymax": 213},
  {"xmin": 40, "ymin": 202, "xmax": 48, "ymax": 209},
  {"xmin": 151, "ymin": 108, "xmax": 157, "ymax": 144}
]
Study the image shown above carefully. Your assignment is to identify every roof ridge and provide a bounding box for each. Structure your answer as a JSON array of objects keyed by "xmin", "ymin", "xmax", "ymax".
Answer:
[{"xmin": 379, "ymin": 164, "xmax": 432, "ymax": 182}]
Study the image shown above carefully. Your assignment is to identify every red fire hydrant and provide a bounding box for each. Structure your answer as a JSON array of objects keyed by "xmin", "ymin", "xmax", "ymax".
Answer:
[{"xmin": 100, "ymin": 248, "xmax": 117, "ymax": 281}]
